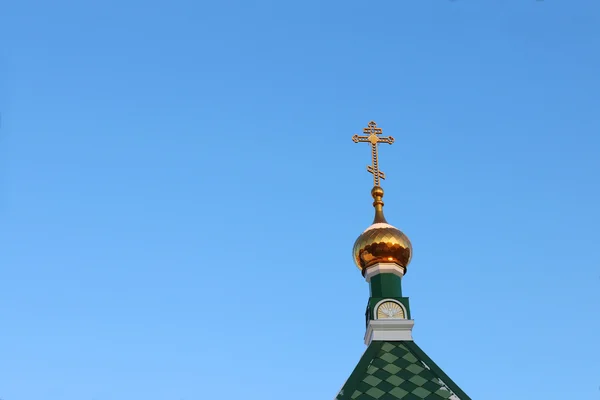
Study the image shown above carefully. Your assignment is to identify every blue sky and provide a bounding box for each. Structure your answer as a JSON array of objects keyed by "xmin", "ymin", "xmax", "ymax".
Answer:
[{"xmin": 1, "ymin": 0, "xmax": 600, "ymax": 399}]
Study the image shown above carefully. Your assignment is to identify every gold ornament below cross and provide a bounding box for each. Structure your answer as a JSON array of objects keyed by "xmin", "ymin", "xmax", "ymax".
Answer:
[{"xmin": 352, "ymin": 121, "xmax": 394, "ymax": 187}]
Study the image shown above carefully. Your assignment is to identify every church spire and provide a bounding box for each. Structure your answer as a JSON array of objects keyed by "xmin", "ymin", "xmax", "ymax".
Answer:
[
  {"xmin": 334, "ymin": 121, "xmax": 471, "ymax": 400},
  {"xmin": 351, "ymin": 121, "xmax": 412, "ymax": 276}
]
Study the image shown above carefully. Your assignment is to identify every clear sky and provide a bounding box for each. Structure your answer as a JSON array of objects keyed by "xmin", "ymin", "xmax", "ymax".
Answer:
[{"xmin": 1, "ymin": 1, "xmax": 599, "ymax": 399}]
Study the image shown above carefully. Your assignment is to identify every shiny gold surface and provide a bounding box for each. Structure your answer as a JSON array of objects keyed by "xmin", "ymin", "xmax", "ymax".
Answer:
[
  {"xmin": 352, "ymin": 121, "xmax": 412, "ymax": 274},
  {"xmin": 352, "ymin": 219, "xmax": 412, "ymax": 273},
  {"xmin": 371, "ymin": 186, "xmax": 387, "ymax": 224},
  {"xmin": 352, "ymin": 121, "xmax": 394, "ymax": 187}
]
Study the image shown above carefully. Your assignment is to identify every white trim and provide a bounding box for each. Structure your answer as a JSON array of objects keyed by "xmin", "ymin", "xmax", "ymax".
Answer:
[
  {"xmin": 364, "ymin": 319, "xmax": 415, "ymax": 345},
  {"xmin": 373, "ymin": 299, "xmax": 407, "ymax": 320},
  {"xmin": 364, "ymin": 263, "xmax": 405, "ymax": 282}
]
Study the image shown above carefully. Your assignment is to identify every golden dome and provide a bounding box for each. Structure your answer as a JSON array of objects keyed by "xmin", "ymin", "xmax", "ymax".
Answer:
[{"xmin": 353, "ymin": 186, "xmax": 412, "ymax": 274}]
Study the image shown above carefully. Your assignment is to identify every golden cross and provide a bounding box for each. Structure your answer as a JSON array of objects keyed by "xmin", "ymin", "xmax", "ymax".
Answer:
[{"xmin": 352, "ymin": 121, "xmax": 395, "ymax": 187}]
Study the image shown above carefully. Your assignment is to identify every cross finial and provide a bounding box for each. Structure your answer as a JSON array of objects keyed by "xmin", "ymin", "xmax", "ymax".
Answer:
[{"xmin": 352, "ymin": 121, "xmax": 395, "ymax": 187}]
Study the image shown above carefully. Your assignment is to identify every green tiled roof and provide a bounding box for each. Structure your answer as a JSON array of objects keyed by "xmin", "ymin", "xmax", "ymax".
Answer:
[{"xmin": 336, "ymin": 341, "xmax": 470, "ymax": 400}]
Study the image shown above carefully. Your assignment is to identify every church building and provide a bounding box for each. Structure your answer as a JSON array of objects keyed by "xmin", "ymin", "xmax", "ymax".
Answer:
[{"xmin": 335, "ymin": 121, "xmax": 471, "ymax": 400}]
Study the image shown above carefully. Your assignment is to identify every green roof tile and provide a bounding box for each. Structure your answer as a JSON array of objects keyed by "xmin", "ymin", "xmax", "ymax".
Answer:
[{"xmin": 335, "ymin": 341, "xmax": 471, "ymax": 400}]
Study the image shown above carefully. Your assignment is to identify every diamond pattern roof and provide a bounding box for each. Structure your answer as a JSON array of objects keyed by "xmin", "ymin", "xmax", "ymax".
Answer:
[{"xmin": 335, "ymin": 342, "xmax": 470, "ymax": 400}]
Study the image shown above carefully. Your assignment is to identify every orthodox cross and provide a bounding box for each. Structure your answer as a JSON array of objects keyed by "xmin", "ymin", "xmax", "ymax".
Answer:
[{"xmin": 352, "ymin": 121, "xmax": 395, "ymax": 187}]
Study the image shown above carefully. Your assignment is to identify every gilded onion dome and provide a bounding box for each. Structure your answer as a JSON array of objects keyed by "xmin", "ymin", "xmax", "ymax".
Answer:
[{"xmin": 353, "ymin": 186, "xmax": 412, "ymax": 274}]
